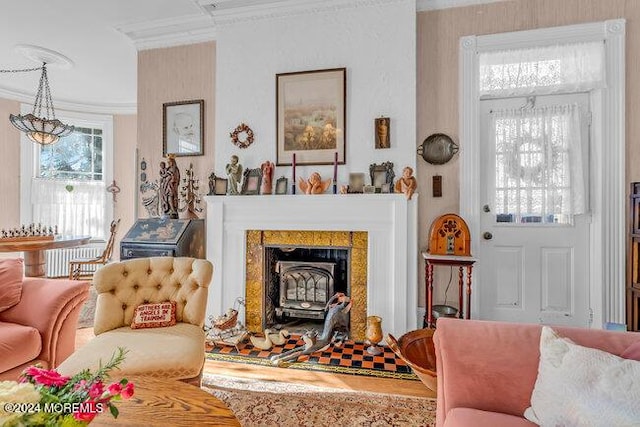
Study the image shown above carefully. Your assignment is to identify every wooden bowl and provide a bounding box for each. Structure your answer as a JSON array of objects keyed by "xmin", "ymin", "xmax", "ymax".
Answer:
[{"xmin": 386, "ymin": 328, "xmax": 437, "ymax": 392}]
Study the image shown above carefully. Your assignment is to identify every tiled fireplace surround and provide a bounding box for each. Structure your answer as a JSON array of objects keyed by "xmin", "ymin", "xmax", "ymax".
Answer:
[{"xmin": 205, "ymin": 194, "xmax": 418, "ymax": 337}]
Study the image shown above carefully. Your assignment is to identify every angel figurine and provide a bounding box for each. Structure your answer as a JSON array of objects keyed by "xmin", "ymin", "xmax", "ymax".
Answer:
[
  {"xmin": 394, "ymin": 166, "xmax": 417, "ymax": 200},
  {"xmin": 298, "ymin": 172, "xmax": 332, "ymax": 195}
]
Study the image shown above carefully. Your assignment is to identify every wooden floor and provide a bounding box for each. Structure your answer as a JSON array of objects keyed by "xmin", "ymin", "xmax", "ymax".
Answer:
[{"xmin": 75, "ymin": 328, "xmax": 435, "ymax": 399}]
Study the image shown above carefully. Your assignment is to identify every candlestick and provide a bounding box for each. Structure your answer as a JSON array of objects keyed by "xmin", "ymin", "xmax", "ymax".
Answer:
[
  {"xmin": 333, "ymin": 152, "xmax": 338, "ymax": 194},
  {"xmin": 292, "ymin": 153, "xmax": 297, "ymax": 195}
]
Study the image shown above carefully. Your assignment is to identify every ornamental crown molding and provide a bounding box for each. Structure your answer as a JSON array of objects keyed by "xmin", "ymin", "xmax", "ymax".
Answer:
[
  {"xmin": 116, "ymin": 0, "xmax": 408, "ymax": 51},
  {"xmin": 114, "ymin": 15, "xmax": 218, "ymax": 51}
]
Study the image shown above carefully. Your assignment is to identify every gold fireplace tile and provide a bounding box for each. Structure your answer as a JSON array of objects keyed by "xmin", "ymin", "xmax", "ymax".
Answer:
[
  {"xmin": 330, "ymin": 232, "xmax": 350, "ymax": 247},
  {"xmin": 245, "ymin": 230, "xmax": 368, "ymax": 341},
  {"xmin": 352, "ymin": 232, "xmax": 367, "ymax": 249},
  {"xmin": 245, "ymin": 231, "xmax": 263, "ymax": 332}
]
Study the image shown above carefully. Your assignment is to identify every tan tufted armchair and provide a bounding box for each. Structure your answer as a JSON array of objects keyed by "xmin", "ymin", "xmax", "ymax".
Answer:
[{"xmin": 57, "ymin": 257, "xmax": 212, "ymax": 386}]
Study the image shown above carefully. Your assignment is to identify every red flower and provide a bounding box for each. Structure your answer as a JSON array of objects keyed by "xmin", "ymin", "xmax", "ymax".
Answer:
[
  {"xmin": 73, "ymin": 410, "xmax": 98, "ymax": 423},
  {"xmin": 107, "ymin": 382, "xmax": 122, "ymax": 395},
  {"xmin": 88, "ymin": 381, "xmax": 104, "ymax": 398},
  {"xmin": 121, "ymin": 382, "xmax": 134, "ymax": 399},
  {"xmin": 25, "ymin": 367, "xmax": 70, "ymax": 387}
]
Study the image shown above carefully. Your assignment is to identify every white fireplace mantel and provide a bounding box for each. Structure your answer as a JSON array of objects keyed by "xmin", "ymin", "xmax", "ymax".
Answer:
[{"xmin": 204, "ymin": 193, "xmax": 418, "ymax": 336}]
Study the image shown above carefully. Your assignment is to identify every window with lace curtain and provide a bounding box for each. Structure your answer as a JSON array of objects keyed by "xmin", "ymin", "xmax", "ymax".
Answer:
[
  {"xmin": 24, "ymin": 113, "xmax": 112, "ymax": 242},
  {"xmin": 480, "ymin": 42, "xmax": 599, "ymax": 225},
  {"xmin": 490, "ymin": 103, "xmax": 587, "ymax": 225}
]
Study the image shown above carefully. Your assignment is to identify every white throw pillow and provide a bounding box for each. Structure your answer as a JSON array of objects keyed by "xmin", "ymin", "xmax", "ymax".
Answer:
[{"xmin": 524, "ymin": 326, "xmax": 640, "ymax": 427}]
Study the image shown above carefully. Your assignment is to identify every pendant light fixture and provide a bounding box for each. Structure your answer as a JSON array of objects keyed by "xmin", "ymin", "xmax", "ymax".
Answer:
[
  {"xmin": 2, "ymin": 45, "xmax": 75, "ymax": 145},
  {"xmin": 8, "ymin": 63, "xmax": 74, "ymax": 145}
]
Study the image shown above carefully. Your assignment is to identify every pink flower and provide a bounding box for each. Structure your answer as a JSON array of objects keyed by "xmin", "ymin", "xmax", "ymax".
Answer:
[
  {"xmin": 121, "ymin": 382, "xmax": 134, "ymax": 399},
  {"xmin": 88, "ymin": 381, "xmax": 104, "ymax": 398},
  {"xmin": 107, "ymin": 382, "xmax": 122, "ymax": 395},
  {"xmin": 74, "ymin": 379, "xmax": 87, "ymax": 391}
]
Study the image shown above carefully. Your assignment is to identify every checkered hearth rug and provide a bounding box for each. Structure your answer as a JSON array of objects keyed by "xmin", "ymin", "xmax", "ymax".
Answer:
[{"xmin": 206, "ymin": 335, "xmax": 418, "ymax": 380}]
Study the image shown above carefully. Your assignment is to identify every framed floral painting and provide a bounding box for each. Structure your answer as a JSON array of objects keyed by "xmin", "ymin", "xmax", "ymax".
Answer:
[{"xmin": 276, "ymin": 68, "xmax": 346, "ymax": 166}]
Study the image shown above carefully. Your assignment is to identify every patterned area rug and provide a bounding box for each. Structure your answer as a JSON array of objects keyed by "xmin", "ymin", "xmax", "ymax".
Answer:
[
  {"xmin": 202, "ymin": 373, "xmax": 436, "ymax": 427},
  {"xmin": 206, "ymin": 336, "xmax": 417, "ymax": 380}
]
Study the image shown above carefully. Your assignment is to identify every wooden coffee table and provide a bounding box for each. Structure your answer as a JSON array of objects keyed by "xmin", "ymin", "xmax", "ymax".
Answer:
[{"xmin": 92, "ymin": 376, "xmax": 239, "ymax": 426}]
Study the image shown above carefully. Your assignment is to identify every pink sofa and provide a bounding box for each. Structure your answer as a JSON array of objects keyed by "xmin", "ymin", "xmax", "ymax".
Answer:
[
  {"xmin": 0, "ymin": 277, "xmax": 89, "ymax": 380},
  {"xmin": 434, "ymin": 318, "xmax": 640, "ymax": 427}
]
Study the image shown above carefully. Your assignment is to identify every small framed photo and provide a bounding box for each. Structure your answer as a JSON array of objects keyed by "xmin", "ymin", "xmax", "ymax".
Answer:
[
  {"xmin": 348, "ymin": 173, "xmax": 365, "ymax": 193},
  {"xmin": 241, "ymin": 168, "xmax": 263, "ymax": 195},
  {"xmin": 214, "ymin": 177, "xmax": 228, "ymax": 195},
  {"xmin": 363, "ymin": 185, "xmax": 376, "ymax": 194},
  {"xmin": 375, "ymin": 117, "xmax": 390, "ymax": 149},
  {"xmin": 163, "ymin": 99, "xmax": 204, "ymax": 157},
  {"xmin": 369, "ymin": 162, "xmax": 395, "ymax": 192},
  {"xmin": 381, "ymin": 183, "xmax": 391, "ymax": 193},
  {"xmin": 275, "ymin": 176, "xmax": 288, "ymax": 195}
]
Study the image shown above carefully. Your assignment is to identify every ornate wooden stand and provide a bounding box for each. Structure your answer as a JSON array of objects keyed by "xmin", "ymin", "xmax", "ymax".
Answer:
[{"xmin": 422, "ymin": 253, "xmax": 477, "ymax": 328}]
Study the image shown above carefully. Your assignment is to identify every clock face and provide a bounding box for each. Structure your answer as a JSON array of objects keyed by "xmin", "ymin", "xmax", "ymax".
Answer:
[{"xmin": 418, "ymin": 133, "xmax": 459, "ymax": 165}]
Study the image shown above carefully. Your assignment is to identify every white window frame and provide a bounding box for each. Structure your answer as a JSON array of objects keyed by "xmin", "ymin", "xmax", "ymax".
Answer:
[
  {"xmin": 460, "ymin": 19, "xmax": 626, "ymax": 327},
  {"xmin": 20, "ymin": 107, "xmax": 114, "ymax": 242}
]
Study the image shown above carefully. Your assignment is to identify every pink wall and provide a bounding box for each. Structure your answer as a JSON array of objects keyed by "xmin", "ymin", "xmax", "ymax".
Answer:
[
  {"xmin": 137, "ymin": 41, "xmax": 216, "ymax": 218},
  {"xmin": 0, "ymin": 98, "xmax": 21, "ymax": 231},
  {"xmin": 113, "ymin": 114, "xmax": 138, "ymax": 258}
]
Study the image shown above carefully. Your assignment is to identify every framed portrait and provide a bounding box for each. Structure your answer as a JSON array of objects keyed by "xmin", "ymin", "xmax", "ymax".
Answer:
[
  {"xmin": 369, "ymin": 162, "xmax": 395, "ymax": 192},
  {"xmin": 241, "ymin": 168, "xmax": 263, "ymax": 195},
  {"xmin": 375, "ymin": 117, "xmax": 390, "ymax": 149},
  {"xmin": 348, "ymin": 173, "xmax": 365, "ymax": 194},
  {"xmin": 163, "ymin": 99, "xmax": 204, "ymax": 157},
  {"xmin": 275, "ymin": 176, "xmax": 288, "ymax": 195},
  {"xmin": 276, "ymin": 68, "xmax": 346, "ymax": 166}
]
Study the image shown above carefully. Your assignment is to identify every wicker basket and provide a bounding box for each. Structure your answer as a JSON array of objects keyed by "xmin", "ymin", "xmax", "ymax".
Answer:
[
  {"xmin": 386, "ymin": 328, "xmax": 437, "ymax": 392},
  {"xmin": 213, "ymin": 309, "xmax": 238, "ymax": 330}
]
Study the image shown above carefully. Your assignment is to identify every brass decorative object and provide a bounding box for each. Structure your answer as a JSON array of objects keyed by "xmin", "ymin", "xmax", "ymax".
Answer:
[
  {"xmin": 365, "ymin": 315, "xmax": 383, "ymax": 355},
  {"xmin": 179, "ymin": 163, "xmax": 202, "ymax": 218}
]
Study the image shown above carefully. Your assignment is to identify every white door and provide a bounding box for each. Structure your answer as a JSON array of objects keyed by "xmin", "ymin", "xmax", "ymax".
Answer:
[{"xmin": 478, "ymin": 94, "xmax": 591, "ymax": 327}]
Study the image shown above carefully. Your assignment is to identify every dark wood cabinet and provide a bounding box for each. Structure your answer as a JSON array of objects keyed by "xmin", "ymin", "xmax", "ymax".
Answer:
[{"xmin": 628, "ymin": 183, "xmax": 640, "ymax": 331}]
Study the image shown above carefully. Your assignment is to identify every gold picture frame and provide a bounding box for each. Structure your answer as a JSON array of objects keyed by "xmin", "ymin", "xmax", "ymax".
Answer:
[{"xmin": 276, "ymin": 68, "xmax": 346, "ymax": 166}]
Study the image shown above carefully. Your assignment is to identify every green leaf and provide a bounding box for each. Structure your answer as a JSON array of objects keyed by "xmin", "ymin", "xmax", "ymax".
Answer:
[{"xmin": 109, "ymin": 403, "xmax": 119, "ymax": 418}]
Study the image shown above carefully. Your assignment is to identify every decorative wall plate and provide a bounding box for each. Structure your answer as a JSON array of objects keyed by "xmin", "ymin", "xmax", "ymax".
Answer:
[
  {"xmin": 230, "ymin": 123, "xmax": 254, "ymax": 149},
  {"xmin": 417, "ymin": 133, "xmax": 459, "ymax": 165}
]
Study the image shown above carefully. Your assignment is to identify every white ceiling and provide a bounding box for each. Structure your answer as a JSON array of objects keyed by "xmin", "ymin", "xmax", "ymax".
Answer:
[{"xmin": 0, "ymin": 0, "xmax": 507, "ymax": 113}]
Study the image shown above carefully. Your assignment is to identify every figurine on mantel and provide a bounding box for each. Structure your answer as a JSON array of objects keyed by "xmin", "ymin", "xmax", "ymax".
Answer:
[
  {"xmin": 226, "ymin": 155, "xmax": 243, "ymax": 195},
  {"xmin": 395, "ymin": 166, "xmax": 417, "ymax": 200},
  {"xmin": 261, "ymin": 161, "xmax": 274, "ymax": 195},
  {"xmin": 298, "ymin": 172, "xmax": 332, "ymax": 195}
]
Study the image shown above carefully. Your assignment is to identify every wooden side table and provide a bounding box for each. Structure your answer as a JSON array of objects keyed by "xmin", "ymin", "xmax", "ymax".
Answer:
[{"xmin": 422, "ymin": 252, "xmax": 477, "ymax": 328}]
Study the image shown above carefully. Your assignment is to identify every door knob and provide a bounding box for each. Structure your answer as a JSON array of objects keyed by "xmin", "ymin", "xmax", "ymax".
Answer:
[
  {"xmin": 483, "ymin": 232, "xmax": 493, "ymax": 240},
  {"xmin": 483, "ymin": 204, "xmax": 491, "ymax": 212}
]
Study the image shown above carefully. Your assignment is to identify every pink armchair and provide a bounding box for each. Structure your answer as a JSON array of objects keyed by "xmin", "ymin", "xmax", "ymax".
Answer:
[
  {"xmin": 0, "ymin": 277, "xmax": 90, "ymax": 380},
  {"xmin": 434, "ymin": 318, "xmax": 640, "ymax": 427}
]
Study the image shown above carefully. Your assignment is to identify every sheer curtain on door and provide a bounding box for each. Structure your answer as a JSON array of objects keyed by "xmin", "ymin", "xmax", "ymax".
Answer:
[
  {"xmin": 31, "ymin": 178, "xmax": 106, "ymax": 240},
  {"xmin": 490, "ymin": 104, "xmax": 587, "ymax": 225}
]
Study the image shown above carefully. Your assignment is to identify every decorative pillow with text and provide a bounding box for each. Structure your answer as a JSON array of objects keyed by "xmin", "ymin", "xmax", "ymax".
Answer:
[
  {"xmin": 131, "ymin": 301, "xmax": 177, "ymax": 329},
  {"xmin": 524, "ymin": 326, "xmax": 640, "ymax": 426},
  {"xmin": 0, "ymin": 258, "xmax": 24, "ymax": 313}
]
